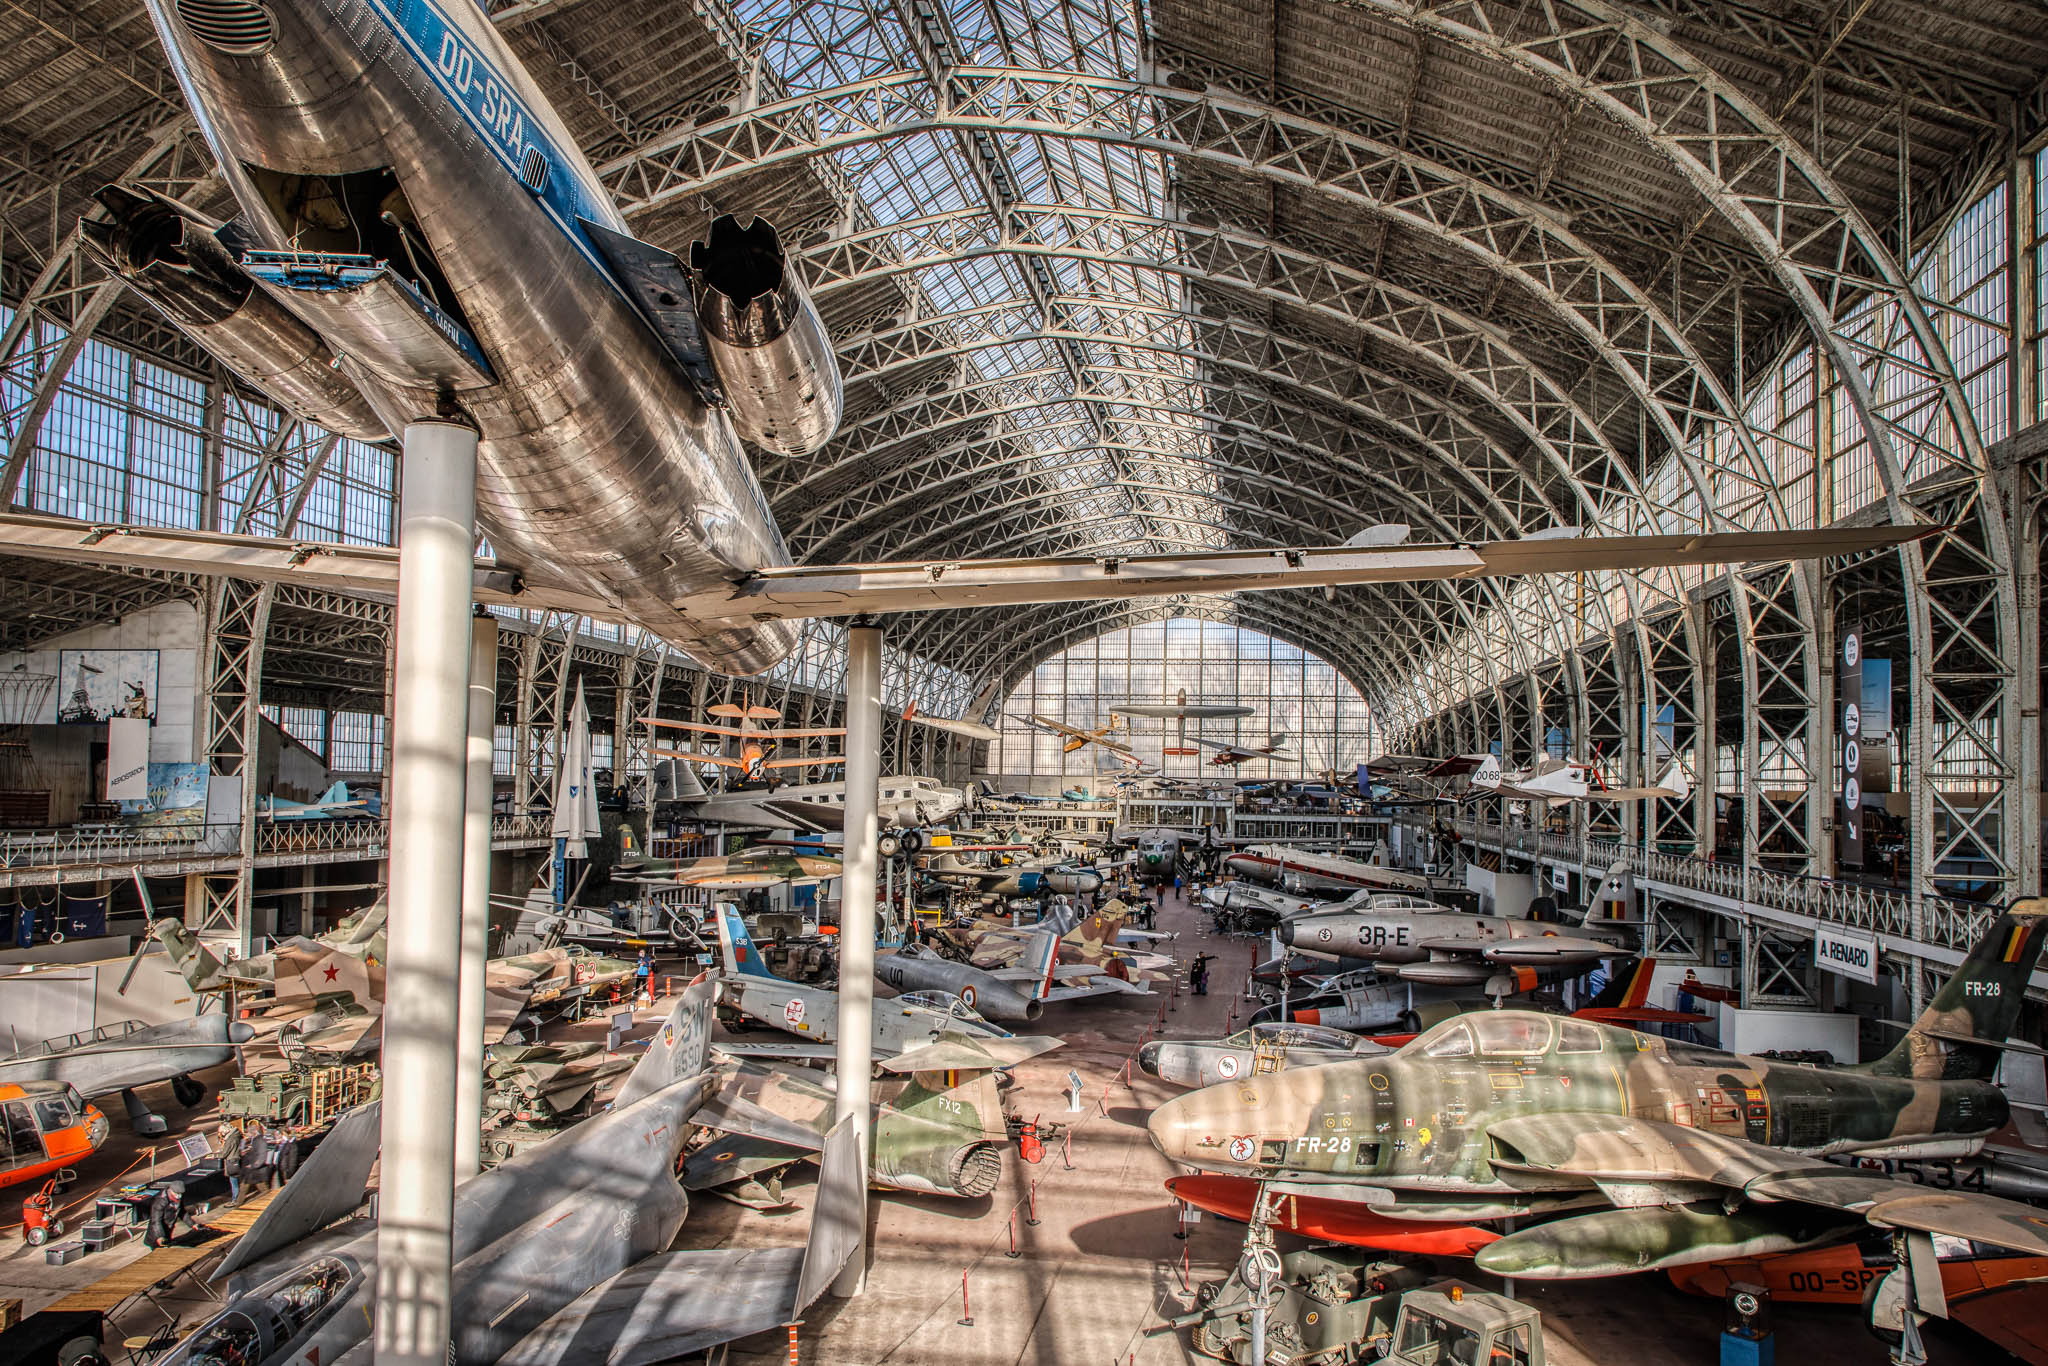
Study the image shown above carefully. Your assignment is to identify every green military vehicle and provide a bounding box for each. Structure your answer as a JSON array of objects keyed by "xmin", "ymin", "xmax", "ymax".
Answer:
[
  {"xmin": 218, "ymin": 1062, "xmax": 375, "ymax": 1126},
  {"xmin": 1175, "ymin": 1244, "xmax": 1543, "ymax": 1366}
]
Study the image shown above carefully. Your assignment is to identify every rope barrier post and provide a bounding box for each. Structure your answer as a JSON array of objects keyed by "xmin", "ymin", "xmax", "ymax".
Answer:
[
  {"xmin": 1179, "ymin": 1243, "xmax": 1192, "ymax": 1293},
  {"xmin": 957, "ymin": 1271, "xmax": 974, "ymax": 1327},
  {"xmin": 1025, "ymin": 1177, "xmax": 1040, "ymax": 1227},
  {"xmin": 1062, "ymin": 1128, "xmax": 1074, "ymax": 1171},
  {"xmin": 782, "ymin": 1322, "xmax": 799, "ymax": 1366},
  {"xmin": 1173, "ymin": 1199, "xmax": 1191, "ymax": 1241},
  {"xmin": 1006, "ymin": 1208, "xmax": 1019, "ymax": 1258}
]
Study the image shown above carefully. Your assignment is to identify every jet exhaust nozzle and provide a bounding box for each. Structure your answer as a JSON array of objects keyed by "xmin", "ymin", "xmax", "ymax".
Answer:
[
  {"xmin": 689, "ymin": 214, "xmax": 842, "ymax": 458},
  {"xmin": 82, "ymin": 186, "xmax": 389, "ymax": 442}
]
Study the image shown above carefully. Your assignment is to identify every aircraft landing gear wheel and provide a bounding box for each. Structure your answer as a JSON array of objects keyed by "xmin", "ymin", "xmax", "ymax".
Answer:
[
  {"xmin": 900, "ymin": 829, "xmax": 925, "ymax": 856},
  {"xmin": 1397, "ymin": 1011, "xmax": 1422, "ymax": 1035},
  {"xmin": 878, "ymin": 834, "xmax": 902, "ymax": 859},
  {"xmin": 171, "ymin": 1073, "xmax": 206, "ymax": 1108}
]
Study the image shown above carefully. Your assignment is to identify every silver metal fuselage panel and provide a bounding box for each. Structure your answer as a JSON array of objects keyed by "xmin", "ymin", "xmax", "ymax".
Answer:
[{"xmin": 141, "ymin": 0, "xmax": 797, "ymax": 673}]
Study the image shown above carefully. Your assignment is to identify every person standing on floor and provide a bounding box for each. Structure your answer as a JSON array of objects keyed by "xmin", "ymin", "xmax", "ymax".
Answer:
[
  {"xmin": 220, "ymin": 1122, "xmax": 244, "ymax": 1202},
  {"xmin": 274, "ymin": 1126, "xmax": 302, "ymax": 1184},
  {"xmin": 1190, "ymin": 952, "xmax": 1216, "ymax": 996},
  {"xmin": 243, "ymin": 1122, "xmax": 272, "ymax": 1196}
]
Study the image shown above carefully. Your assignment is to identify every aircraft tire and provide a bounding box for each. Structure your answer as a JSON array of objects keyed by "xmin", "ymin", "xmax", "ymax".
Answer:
[
  {"xmin": 171, "ymin": 1073, "xmax": 206, "ymax": 1108},
  {"xmin": 879, "ymin": 834, "xmax": 902, "ymax": 859},
  {"xmin": 1398, "ymin": 1010, "xmax": 1422, "ymax": 1034},
  {"xmin": 57, "ymin": 1333, "xmax": 105, "ymax": 1366},
  {"xmin": 1860, "ymin": 1273, "xmax": 1906, "ymax": 1349},
  {"xmin": 901, "ymin": 829, "xmax": 925, "ymax": 855}
]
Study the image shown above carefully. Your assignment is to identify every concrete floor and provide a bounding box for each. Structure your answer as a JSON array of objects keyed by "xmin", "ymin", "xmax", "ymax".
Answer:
[
  {"xmin": 2, "ymin": 888, "xmax": 2025, "ymax": 1364},
  {"xmin": 684, "ymin": 885, "xmax": 2022, "ymax": 1366}
]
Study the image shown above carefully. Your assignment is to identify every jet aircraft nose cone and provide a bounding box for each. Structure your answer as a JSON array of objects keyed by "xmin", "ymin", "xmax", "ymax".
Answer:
[
  {"xmin": 1137, "ymin": 1041, "xmax": 1162, "ymax": 1077},
  {"xmin": 1146, "ymin": 1093, "xmax": 1196, "ymax": 1160},
  {"xmin": 1277, "ymin": 919, "xmax": 1299, "ymax": 947}
]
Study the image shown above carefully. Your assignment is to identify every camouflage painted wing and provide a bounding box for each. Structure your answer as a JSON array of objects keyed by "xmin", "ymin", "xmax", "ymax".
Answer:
[
  {"xmin": 881, "ymin": 1033, "xmax": 1063, "ymax": 1073},
  {"xmin": 1487, "ymin": 1111, "xmax": 2048, "ymax": 1256}
]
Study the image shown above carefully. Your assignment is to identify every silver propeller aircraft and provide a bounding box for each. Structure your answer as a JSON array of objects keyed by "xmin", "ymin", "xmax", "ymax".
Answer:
[
  {"xmin": 0, "ymin": 1015, "xmax": 254, "ymax": 1134},
  {"xmin": 176, "ymin": 982, "xmax": 861, "ymax": 1366},
  {"xmin": 1280, "ymin": 886, "xmax": 1630, "ymax": 993}
]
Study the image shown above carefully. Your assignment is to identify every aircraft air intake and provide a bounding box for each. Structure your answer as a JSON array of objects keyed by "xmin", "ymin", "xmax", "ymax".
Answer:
[
  {"xmin": 81, "ymin": 187, "xmax": 389, "ymax": 442},
  {"xmin": 689, "ymin": 214, "xmax": 843, "ymax": 458},
  {"xmin": 174, "ymin": 0, "xmax": 274, "ymax": 55}
]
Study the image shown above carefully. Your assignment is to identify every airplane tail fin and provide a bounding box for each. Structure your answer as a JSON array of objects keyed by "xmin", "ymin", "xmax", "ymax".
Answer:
[
  {"xmin": 1557, "ymin": 861, "xmax": 1632, "ymax": 925},
  {"xmin": 150, "ymin": 917, "xmax": 220, "ymax": 990},
  {"xmin": 714, "ymin": 902, "xmax": 784, "ymax": 981},
  {"xmin": 617, "ymin": 821, "xmax": 646, "ymax": 868},
  {"xmin": 1865, "ymin": 899, "xmax": 2048, "ymax": 1081},
  {"xmin": 1583, "ymin": 957, "xmax": 1656, "ymax": 1011},
  {"xmin": 1656, "ymin": 760, "xmax": 1692, "ymax": 802},
  {"xmin": 318, "ymin": 780, "xmax": 351, "ymax": 806},
  {"xmin": 614, "ymin": 974, "xmax": 716, "ymax": 1108},
  {"xmin": 1022, "ymin": 927, "xmax": 1061, "ymax": 1002},
  {"xmin": 1469, "ymin": 753, "xmax": 1502, "ymax": 791},
  {"xmin": 792, "ymin": 1117, "xmax": 865, "ymax": 1315}
]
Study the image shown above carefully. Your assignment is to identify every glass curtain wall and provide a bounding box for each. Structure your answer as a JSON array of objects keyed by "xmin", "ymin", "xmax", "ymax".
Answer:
[{"xmin": 993, "ymin": 618, "xmax": 1375, "ymax": 781}]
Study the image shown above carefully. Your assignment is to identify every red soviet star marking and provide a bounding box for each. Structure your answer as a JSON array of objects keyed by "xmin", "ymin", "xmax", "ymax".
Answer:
[{"xmin": 323, "ymin": 964, "xmax": 340, "ymax": 982}]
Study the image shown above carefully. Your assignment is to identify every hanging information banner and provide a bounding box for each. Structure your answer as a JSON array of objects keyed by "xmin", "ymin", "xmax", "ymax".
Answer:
[
  {"xmin": 1814, "ymin": 924, "xmax": 1881, "ymax": 984},
  {"xmin": 1838, "ymin": 627, "xmax": 1863, "ymax": 868},
  {"xmin": 1859, "ymin": 658, "xmax": 1892, "ymax": 794},
  {"xmin": 106, "ymin": 717, "xmax": 150, "ymax": 801}
]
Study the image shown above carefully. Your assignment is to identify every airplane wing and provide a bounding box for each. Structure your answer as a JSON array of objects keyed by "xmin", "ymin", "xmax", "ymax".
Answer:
[
  {"xmin": 1476, "ymin": 939, "xmax": 1620, "ymax": 965},
  {"xmin": 0, "ymin": 513, "xmax": 1924, "ymax": 626},
  {"xmin": 499, "ymin": 1121, "xmax": 862, "ymax": 1366},
  {"xmin": 1039, "ymin": 977, "xmax": 1152, "ymax": 1001},
  {"xmin": 881, "ymin": 1034, "xmax": 1063, "ymax": 1073},
  {"xmin": 1484, "ymin": 1110, "xmax": 2048, "ymax": 1257},
  {"xmin": 212, "ymin": 1100, "xmax": 381, "ymax": 1280},
  {"xmin": 711, "ymin": 1040, "xmax": 846, "ymax": 1062}
]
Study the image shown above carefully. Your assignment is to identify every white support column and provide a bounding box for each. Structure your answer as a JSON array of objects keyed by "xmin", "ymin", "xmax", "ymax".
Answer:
[
  {"xmin": 455, "ymin": 612, "xmax": 498, "ymax": 1181},
  {"xmin": 832, "ymin": 622, "xmax": 883, "ymax": 1298},
  {"xmin": 374, "ymin": 420, "xmax": 479, "ymax": 1366}
]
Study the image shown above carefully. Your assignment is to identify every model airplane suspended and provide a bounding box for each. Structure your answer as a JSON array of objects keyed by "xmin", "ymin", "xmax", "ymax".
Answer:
[
  {"xmin": 1149, "ymin": 900, "xmax": 2048, "ymax": 1295},
  {"xmin": 899, "ymin": 702, "xmax": 1000, "ymax": 743},
  {"xmin": 645, "ymin": 696, "xmax": 846, "ymax": 786},
  {"xmin": 1465, "ymin": 753, "xmax": 1690, "ymax": 806},
  {"xmin": 1196, "ymin": 733, "xmax": 1298, "ymax": 767},
  {"xmin": 1112, "ymin": 688, "xmax": 1256, "ymax": 755},
  {"xmin": 1014, "ymin": 712, "xmax": 1141, "ymax": 762},
  {"xmin": 187, "ymin": 985, "xmax": 865, "ymax": 1366},
  {"xmin": 650, "ymin": 765, "xmax": 968, "ymax": 834},
  {"xmin": 3, "ymin": 2, "xmax": 1927, "ymax": 664}
]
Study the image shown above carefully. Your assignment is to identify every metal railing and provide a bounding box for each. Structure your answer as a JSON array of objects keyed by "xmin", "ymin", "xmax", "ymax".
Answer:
[
  {"xmin": 0, "ymin": 810, "xmax": 557, "ymax": 875},
  {"xmin": 1444, "ymin": 818, "xmax": 1996, "ymax": 955}
]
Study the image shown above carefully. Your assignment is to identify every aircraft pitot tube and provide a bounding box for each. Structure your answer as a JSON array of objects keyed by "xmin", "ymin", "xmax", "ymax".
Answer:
[
  {"xmin": 81, "ymin": 188, "xmax": 390, "ymax": 443},
  {"xmin": 689, "ymin": 214, "xmax": 843, "ymax": 458}
]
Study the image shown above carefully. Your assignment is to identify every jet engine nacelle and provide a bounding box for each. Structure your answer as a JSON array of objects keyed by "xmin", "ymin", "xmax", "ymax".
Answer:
[
  {"xmin": 82, "ymin": 187, "xmax": 390, "ymax": 442},
  {"xmin": 690, "ymin": 214, "xmax": 842, "ymax": 458}
]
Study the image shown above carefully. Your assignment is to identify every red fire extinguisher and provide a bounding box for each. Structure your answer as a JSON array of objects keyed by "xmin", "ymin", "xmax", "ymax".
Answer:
[{"xmin": 1018, "ymin": 1116, "xmax": 1045, "ymax": 1165}]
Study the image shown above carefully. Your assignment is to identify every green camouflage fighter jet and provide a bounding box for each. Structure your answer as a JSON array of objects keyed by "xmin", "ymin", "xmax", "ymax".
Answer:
[
  {"xmin": 681, "ymin": 1032, "xmax": 1052, "ymax": 1206},
  {"xmin": 1149, "ymin": 899, "xmax": 2048, "ymax": 1278}
]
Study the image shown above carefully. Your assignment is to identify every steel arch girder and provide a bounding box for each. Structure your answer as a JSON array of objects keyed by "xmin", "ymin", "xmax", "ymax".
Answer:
[{"xmin": 603, "ymin": 69, "xmax": 1803, "ymax": 555}]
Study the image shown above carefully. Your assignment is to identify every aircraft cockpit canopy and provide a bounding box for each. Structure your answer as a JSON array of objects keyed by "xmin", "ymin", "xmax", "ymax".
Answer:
[
  {"xmin": 1245, "ymin": 1021, "xmax": 1363, "ymax": 1051},
  {"xmin": 167, "ymin": 1258, "xmax": 358, "ymax": 1366},
  {"xmin": 1409, "ymin": 1013, "xmax": 1559, "ymax": 1059},
  {"xmin": 898, "ymin": 990, "xmax": 995, "ymax": 1027}
]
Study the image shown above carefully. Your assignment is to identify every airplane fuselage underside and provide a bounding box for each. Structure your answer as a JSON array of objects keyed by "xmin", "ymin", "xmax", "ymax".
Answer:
[{"xmin": 143, "ymin": 0, "xmax": 796, "ymax": 672}]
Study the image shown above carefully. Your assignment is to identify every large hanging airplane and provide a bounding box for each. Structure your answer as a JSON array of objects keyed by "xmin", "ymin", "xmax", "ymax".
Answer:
[
  {"xmin": 1112, "ymin": 688, "xmax": 1255, "ymax": 755},
  {"xmin": 1196, "ymin": 733, "xmax": 1298, "ymax": 767},
  {"xmin": 0, "ymin": 4, "xmax": 1923, "ymax": 660}
]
